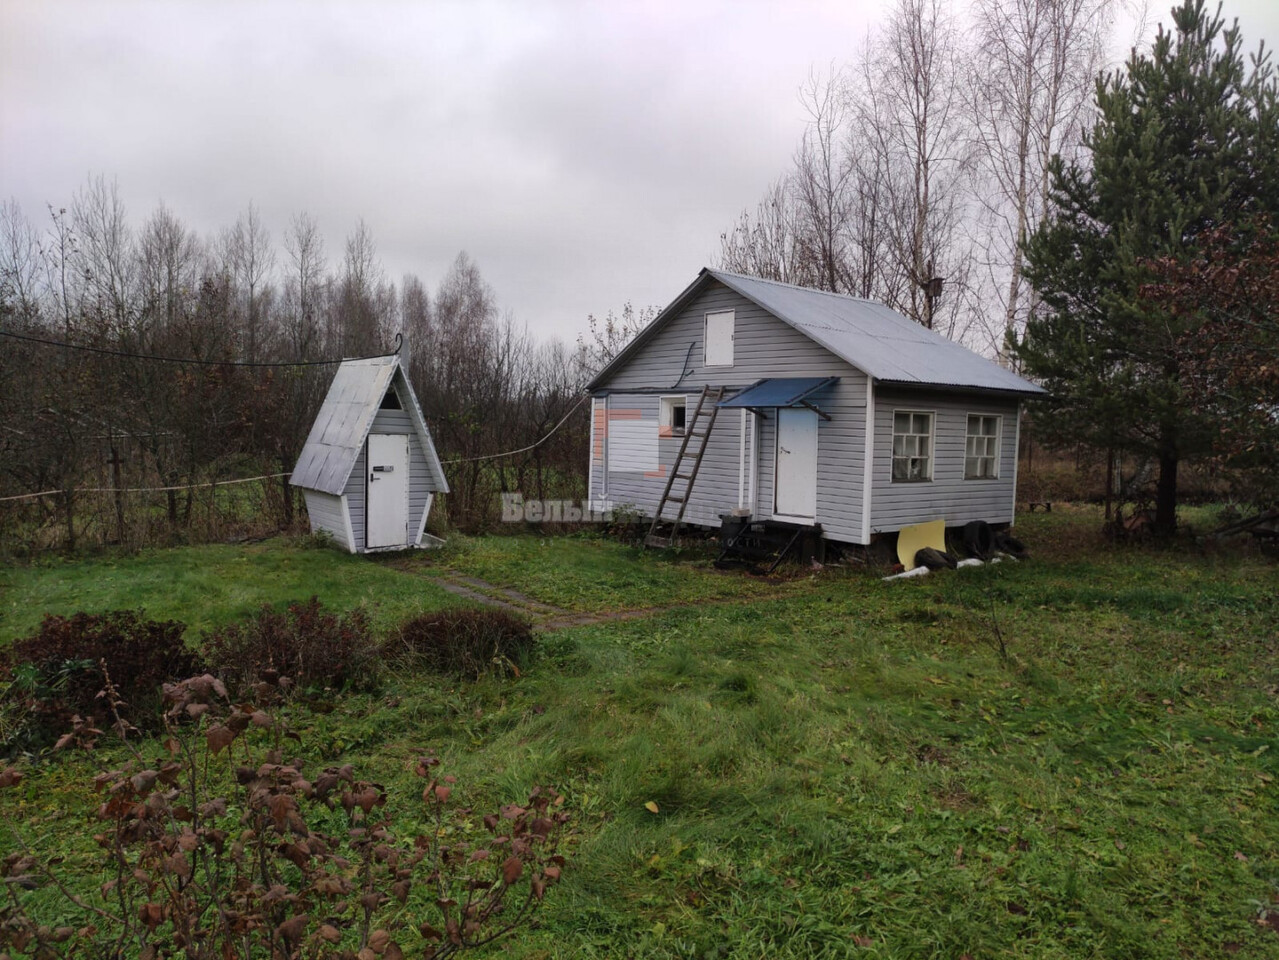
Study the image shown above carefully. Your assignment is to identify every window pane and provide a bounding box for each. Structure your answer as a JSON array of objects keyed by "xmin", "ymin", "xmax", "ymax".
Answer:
[
  {"xmin": 914, "ymin": 413, "xmax": 930, "ymax": 434},
  {"xmin": 965, "ymin": 457, "xmax": 978, "ymax": 477},
  {"xmin": 892, "ymin": 458, "xmax": 907, "ymax": 481},
  {"xmin": 894, "ymin": 412, "xmax": 911, "ymax": 433},
  {"xmin": 983, "ymin": 416, "xmax": 998, "ymax": 436},
  {"xmin": 893, "ymin": 436, "xmax": 905, "ymax": 456}
]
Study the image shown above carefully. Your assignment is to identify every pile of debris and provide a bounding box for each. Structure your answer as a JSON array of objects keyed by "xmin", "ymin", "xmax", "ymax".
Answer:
[{"xmin": 883, "ymin": 519, "xmax": 1027, "ymax": 582}]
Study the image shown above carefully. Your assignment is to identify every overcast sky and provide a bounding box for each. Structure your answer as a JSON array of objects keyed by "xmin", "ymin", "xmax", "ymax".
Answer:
[{"xmin": 4, "ymin": 0, "xmax": 1279, "ymax": 345}]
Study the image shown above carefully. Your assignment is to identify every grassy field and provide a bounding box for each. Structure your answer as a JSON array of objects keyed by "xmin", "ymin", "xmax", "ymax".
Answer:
[{"xmin": 2, "ymin": 506, "xmax": 1277, "ymax": 958}]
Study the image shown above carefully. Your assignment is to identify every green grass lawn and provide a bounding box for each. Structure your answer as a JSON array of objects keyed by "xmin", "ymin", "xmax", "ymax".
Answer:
[
  {"xmin": 0, "ymin": 539, "xmax": 464, "ymax": 642},
  {"xmin": 3, "ymin": 507, "xmax": 1278, "ymax": 958},
  {"xmin": 407, "ymin": 531, "xmax": 797, "ymax": 612}
]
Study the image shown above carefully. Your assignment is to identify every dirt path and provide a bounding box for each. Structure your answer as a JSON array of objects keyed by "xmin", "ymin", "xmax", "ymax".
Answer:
[{"xmin": 403, "ymin": 566, "xmax": 778, "ymax": 632}]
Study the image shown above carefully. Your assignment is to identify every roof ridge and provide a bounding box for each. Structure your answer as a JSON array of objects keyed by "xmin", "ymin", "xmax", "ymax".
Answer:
[{"xmin": 707, "ymin": 267, "xmax": 884, "ymax": 308}]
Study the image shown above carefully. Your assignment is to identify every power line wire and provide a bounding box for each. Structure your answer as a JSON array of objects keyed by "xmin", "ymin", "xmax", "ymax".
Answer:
[
  {"xmin": 441, "ymin": 393, "xmax": 590, "ymax": 465},
  {"xmin": 1, "ymin": 396, "xmax": 591, "ymax": 501},
  {"xmin": 0, "ymin": 472, "xmax": 291, "ymax": 503},
  {"xmin": 0, "ymin": 329, "xmax": 401, "ymax": 367}
]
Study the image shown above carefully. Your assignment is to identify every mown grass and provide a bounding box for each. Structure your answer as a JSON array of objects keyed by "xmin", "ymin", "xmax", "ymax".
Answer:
[
  {"xmin": 405, "ymin": 531, "xmax": 789, "ymax": 613},
  {"xmin": 0, "ymin": 538, "xmax": 463, "ymax": 642},
  {"xmin": 3, "ymin": 507, "xmax": 1277, "ymax": 958}
]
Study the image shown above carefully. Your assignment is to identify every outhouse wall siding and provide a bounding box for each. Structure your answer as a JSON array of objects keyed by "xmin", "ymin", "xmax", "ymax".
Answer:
[
  {"xmin": 342, "ymin": 405, "xmax": 433, "ymax": 549},
  {"xmin": 343, "ymin": 447, "xmax": 366, "ymax": 547},
  {"xmin": 302, "ymin": 491, "xmax": 350, "ymax": 551},
  {"xmin": 597, "ymin": 280, "xmax": 867, "ymax": 390},
  {"xmin": 869, "ymin": 387, "xmax": 1019, "ymax": 532}
]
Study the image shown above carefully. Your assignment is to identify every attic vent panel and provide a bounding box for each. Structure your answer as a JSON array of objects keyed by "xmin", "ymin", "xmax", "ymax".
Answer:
[
  {"xmin": 704, "ymin": 310, "xmax": 735, "ymax": 367},
  {"xmin": 380, "ymin": 387, "xmax": 402, "ymax": 410}
]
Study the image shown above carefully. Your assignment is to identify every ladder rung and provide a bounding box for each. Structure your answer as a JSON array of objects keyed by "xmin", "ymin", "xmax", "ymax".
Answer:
[
  {"xmin": 675, "ymin": 473, "xmax": 694, "ymax": 481},
  {"xmin": 666, "ymin": 496, "xmax": 684, "ymax": 504},
  {"xmin": 689, "ymin": 431, "xmax": 707, "ymax": 439}
]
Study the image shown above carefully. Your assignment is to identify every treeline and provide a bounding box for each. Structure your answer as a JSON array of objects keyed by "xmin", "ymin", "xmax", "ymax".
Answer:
[
  {"xmin": 726, "ymin": 0, "xmax": 1278, "ymax": 525},
  {"xmin": 718, "ymin": 0, "xmax": 1113, "ymax": 354},
  {"xmin": 0, "ymin": 179, "xmax": 595, "ymax": 552}
]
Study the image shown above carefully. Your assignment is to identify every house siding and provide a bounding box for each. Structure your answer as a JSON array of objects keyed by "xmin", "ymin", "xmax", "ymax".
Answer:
[
  {"xmin": 302, "ymin": 490, "xmax": 351, "ymax": 552},
  {"xmin": 598, "ymin": 393, "xmax": 740, "ymax": 527},
  {"xmin": 870, "ymin": 387, "xmax": 1019, "ymax": 533},
  {"xmin": 592, "ymin": 281, "xmax": 871, "ymax": 542},
  {"xmin": 595, "ymin": 281, "xmax": 866, "ymax": 390}
]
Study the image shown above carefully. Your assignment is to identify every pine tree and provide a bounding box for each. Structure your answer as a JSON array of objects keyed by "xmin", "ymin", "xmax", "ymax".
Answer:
[{"xmin": 1016, "ymin": 0, "xmax": 1279, "ymax": 534}]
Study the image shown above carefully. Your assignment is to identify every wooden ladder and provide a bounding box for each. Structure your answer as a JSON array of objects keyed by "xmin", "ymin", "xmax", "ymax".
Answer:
[{"xmin": 644, "ymin": 385, "xmax": 726, "ymax": 549}]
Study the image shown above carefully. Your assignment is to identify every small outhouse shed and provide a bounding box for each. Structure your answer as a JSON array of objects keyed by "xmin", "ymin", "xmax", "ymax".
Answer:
[
  {"xmin": 587, "ymin": 268, "xmax": 1045, "ymax": 548},
  {"xmin": 292, "ymin": 355, "xmax": 448, "ymax": 553}
]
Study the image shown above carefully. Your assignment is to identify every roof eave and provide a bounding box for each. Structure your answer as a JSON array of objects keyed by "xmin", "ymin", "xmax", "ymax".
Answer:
[
  {"xmin": 585, "ymin": 269, "xmax": 718, "ymax": 392},
  {"xmin": 874, "ymin": 378, "xmax": 1046, "ymax": 399}
]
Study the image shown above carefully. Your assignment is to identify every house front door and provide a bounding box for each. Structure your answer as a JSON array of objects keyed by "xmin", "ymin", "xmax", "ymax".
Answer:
[
  {"xmin": 366, "ymin": 433, "xmax": 409, "ymax": 548},
  {"xmin": 774, "ymin": 408, "xmax": 817, "ymax": 519}
]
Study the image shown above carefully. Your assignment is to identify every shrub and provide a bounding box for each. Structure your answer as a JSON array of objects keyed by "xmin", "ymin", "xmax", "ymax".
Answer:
[
  {"xmin": 1, "ymin": 610, "xmax": 199, "ymax": 748},
  {"xmin": 393, "ymin": 608, "xmax": 535, "ymax": 679},
  {"xmin": 202, "ymin": 596, "xmax": 379, "ymax": 693},
  {"xmin": 0, "ymin": 672, "xmax": 569, "ymax": 960}
]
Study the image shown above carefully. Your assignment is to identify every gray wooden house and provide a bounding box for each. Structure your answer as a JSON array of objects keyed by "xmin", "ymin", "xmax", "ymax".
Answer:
[
  {"xmin": 292, "ymin": 355, "xmax": 448, "ymax": 553},
  {"xmin": 586, "ymin": 268, "xmax": 1044, "ymax": 547}
]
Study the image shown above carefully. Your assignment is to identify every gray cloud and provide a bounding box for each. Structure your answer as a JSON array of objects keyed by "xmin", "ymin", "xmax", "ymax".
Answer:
[{"xmin": 4, "ymin": 0, "xmax": 1277, "ymax": 343}]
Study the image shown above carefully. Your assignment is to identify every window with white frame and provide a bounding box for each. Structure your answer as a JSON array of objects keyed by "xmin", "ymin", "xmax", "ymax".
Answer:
[
  {"xmin": 892, "ymin": 411, "xmax": 933, "ymax": 481},
  {"xmin": 659, "ymin": 396, "xmax": 687, "ymax": 437},
  {"xmin": 965, "ymin": 414, "xmax": 1001, "ymax": 479},
  {"xmin": 704, "ymin": 310, "xmax": 735, "ymax": 366}
]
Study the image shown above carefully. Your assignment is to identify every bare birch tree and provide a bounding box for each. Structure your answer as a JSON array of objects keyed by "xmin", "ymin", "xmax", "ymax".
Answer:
[
  {"xmin": 223, "ymin": 204, "xmax": 277, "ymax": 361},
  {"xmin": 0, "ymin": 200, "xmax": 43, "ymax": 322},
  {"xmin": 282, "ymin": 212, "xmax": 327, "ymax": 358},
  {"xmin": 966, "ymin": 0, "xmax": 1111, "ymax": 354},
  {"xmin": 792, "ymin": 67, "xmax": 854, "ymax": 292},
  {"xmin": 73, "ymin": 175, "xmax": 135, "ymax": 332},
  {"xmin": 867, "ymin": 0, "xmax": 974, "ymax": 330},
  {"xmin": 718, "ymin": 177, "xmax": 805, "ymax": 284}
]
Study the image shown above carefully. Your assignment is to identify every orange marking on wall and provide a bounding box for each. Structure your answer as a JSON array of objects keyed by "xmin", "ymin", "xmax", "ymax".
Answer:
[{"xmin": 592, "ymin": 405, "xmax": 606, "ymax": 460}]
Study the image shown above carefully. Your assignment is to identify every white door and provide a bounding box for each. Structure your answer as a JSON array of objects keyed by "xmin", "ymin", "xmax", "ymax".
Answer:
[
  {"xmin": 774, "ymin": 408, "xmax": 818, "ymax": 519},
  {"xmin": 366, "ymin": 433, "xmax": 409, "ymax": 548}
]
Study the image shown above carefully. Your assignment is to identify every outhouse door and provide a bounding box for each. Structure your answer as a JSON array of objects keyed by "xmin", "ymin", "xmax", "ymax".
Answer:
[
  {"xmin": 366, "ymin": 433, "xmax": 409, "ymax": 548},
  {"xmin": 774, "ymin": 408, "xmax": 818, "ymax": 519}
]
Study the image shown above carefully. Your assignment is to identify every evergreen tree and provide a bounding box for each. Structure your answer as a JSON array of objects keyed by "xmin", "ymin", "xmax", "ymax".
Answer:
[{"xmin": 1016, "ymin": 0, "xmax": 1279, "ymax": 534}]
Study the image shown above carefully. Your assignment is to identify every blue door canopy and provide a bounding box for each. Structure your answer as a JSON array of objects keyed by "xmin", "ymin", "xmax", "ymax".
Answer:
[{"xmin": 718, "ymin": 377, "xmax": 839, "ymax": 411}]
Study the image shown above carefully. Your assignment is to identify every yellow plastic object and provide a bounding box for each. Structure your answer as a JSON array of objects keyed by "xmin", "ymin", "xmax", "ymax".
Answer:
[{"xmin": 896, "ymin": 519, "xmax": 947, "ymax": 570}]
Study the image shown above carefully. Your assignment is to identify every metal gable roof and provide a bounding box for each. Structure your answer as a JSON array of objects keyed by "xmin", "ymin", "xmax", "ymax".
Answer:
[
  {"xmin": 587, "ymin": 268, "xmax": 1044, "ymax": 396},
  {"xmin": 291, "ymin": 355, "xmax": 449, "ymax": 496},
  {"xmin": 707, "ymin": 270, "xmax": 1045, "ymax": 395}
]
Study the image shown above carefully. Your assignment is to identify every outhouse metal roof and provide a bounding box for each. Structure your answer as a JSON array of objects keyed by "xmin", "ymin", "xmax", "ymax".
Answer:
[
  {"xmin": 291, "ymin": 355, "xmax": 449, "ymax": 497},
  {"xmin": 588, "ymin": 268, "xmax": 1045, "ymax": 397},
  {"xmin": 718, "ymin": 376, "xmax": 839, "ymax": 409}
]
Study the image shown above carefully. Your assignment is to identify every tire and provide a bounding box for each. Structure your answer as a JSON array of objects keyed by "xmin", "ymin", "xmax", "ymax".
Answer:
[{"xmin": 962, "ymin": 520, "xmax": 994, "ymax": 559}]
